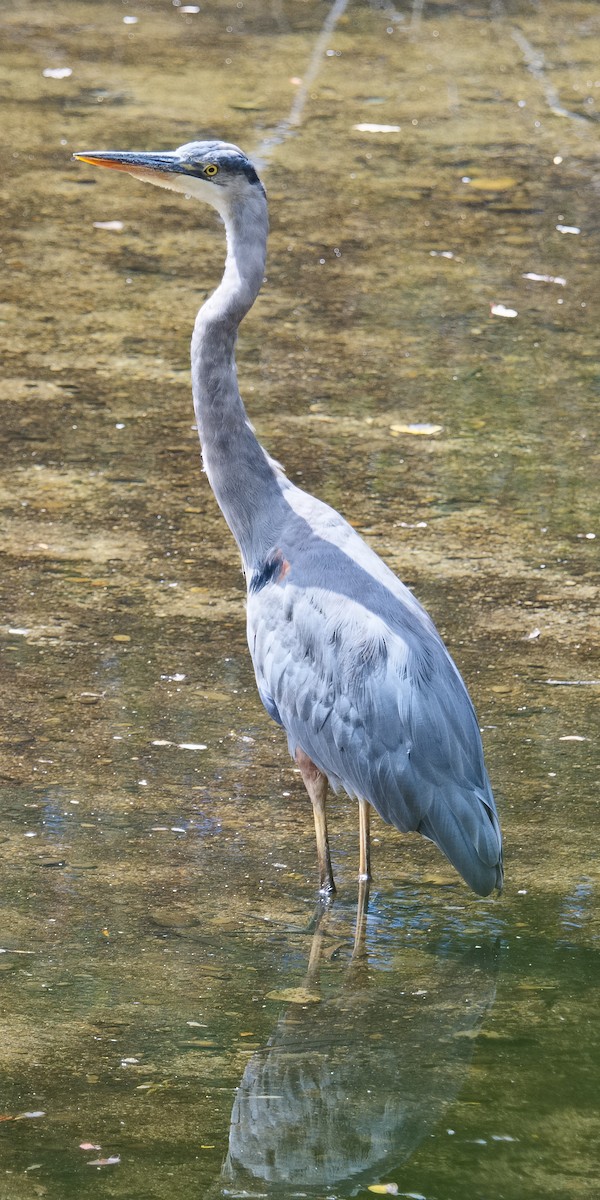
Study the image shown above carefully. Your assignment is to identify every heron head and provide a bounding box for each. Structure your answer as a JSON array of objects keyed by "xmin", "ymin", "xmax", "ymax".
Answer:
[{"xmin": 73, "ymin": 139, "xmax": 264, "ymax": 216}]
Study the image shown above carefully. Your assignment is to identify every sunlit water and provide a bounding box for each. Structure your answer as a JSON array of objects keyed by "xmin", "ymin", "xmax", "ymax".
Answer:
[{"xmin": 1, "ymin": 1, "xmax": 598, "ymax": 1197}]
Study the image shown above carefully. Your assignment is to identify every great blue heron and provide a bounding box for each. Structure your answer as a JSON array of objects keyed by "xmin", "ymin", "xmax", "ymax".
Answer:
[{"xmin": 74, "ymin": 140, "xmax": 503, "ymax": 898}]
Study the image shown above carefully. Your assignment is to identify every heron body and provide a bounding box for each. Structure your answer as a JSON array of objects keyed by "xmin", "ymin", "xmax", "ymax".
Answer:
[{"xmin": 75, "ymin": 140, "xmax": 503, "ymax": 898}]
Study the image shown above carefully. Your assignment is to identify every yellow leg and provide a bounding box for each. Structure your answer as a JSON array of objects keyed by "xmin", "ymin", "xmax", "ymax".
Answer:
[
  {"xmin": 296, "ymin": 748, "xmax": 335, "ymax": 896},
  {"xmin": 358, "ymin": 796, "xmax": 371, "ymax": 882}
]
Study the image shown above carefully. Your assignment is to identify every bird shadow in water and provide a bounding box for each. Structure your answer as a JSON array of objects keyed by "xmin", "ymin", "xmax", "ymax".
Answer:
[{"xmin": 209, "ymin": 891, "xmax": 500, "ymax": 1198}]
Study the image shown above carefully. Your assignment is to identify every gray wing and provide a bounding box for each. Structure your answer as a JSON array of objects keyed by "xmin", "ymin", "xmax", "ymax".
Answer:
[{"xmin": 246, "ymin": 510, "xmax": 502, "ymax": 896}]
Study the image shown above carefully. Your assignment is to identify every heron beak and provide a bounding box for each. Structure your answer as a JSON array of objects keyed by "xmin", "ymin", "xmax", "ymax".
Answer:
[{"xmin": 73, "ymin": 150, "xmax": 188, "ymax": 185}]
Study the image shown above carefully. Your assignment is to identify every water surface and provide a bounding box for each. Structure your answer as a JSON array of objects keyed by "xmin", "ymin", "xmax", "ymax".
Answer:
[{"xmin": 0, "ymin": 1, "xmax": 598, "ymax": 1197}]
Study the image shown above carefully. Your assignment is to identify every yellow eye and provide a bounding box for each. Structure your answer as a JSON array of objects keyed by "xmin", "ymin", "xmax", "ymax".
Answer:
[{"xmin": 204, "ymin": 163, "xmax": 219, "ymax": 177}]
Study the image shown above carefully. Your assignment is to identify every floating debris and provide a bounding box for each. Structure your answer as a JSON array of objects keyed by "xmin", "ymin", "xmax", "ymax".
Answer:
[
  {"xmin": 354, "ymin": 123, "xmax": 401, "ymax": 133},
  {"xmin": 231, "ymin": 100, "xmax": 268, "ymax": 112},
  {"xmin": 544, "ymin": 679, "xmax": 600, "ymax": 686},
  {"xmin": 466, "ymin": 176, "xmax": 517, "ymax": 190},
  {"xmin": 523, "ymin": 271, "xmax": 566, "ymax": 285},
  {"xmin": 265, "ymin": 986, "xmax": 321, "ymax": 1003},
  {"xmin": 490, "ymin": 303, "xmax": 518, "ymax": 318},
  {"xmin": 389, "ymin": 422, "xmax": 443, "ymax": 436}
]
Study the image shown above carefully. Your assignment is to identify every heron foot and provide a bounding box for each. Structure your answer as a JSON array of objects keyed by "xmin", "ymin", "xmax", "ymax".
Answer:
[{"xmin": 318, "ymin": 878, "xmax": 336, "ymax": 899}]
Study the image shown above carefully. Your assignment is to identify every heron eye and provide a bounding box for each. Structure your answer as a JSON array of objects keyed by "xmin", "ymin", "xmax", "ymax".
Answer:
[{"xmin": 203, "ymin": 163, "xmax": 219, "ymax": 177}]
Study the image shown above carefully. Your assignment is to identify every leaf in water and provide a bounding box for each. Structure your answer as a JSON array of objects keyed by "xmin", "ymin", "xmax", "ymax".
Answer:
[
  {"xmin": 87, "ymin": 1155, "xmax": 120, "ymax": 1167},
  {"xmin": 390, "ymin": 423, "xmax": 443, "ymax": 437},
  {"xmin": 467, "ymin": 176, "xmax": 517, "ymax": 190},
  {"xmin": 368, "ymin": 1184, "xmax": 399, "ymax": 1195},
  {"xmin": 231, "ymin": 101, "xmax": 267, "ymax": 111},
  {"xmin": 265, "ymin": 986, "xmax": 321, "ymax": 1004},
  {"xmin": 179, "ymin": 1038, "xmax": 218, "ymax": 1048}
]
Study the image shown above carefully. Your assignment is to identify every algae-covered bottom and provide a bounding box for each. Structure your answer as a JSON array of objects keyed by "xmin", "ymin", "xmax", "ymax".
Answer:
[{"xmin": 0, "ymin": 0, "xmax": 598, "ymax": 1196}]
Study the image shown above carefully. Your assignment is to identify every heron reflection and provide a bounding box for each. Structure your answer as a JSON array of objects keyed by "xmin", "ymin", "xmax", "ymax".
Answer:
[{"xmin": 213, "ymin": 899, "xmax": 499, "ymax": 1197}]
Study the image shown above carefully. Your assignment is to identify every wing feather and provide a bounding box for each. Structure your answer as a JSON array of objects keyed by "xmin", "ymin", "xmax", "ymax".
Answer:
[{"xmin": 246, "ymin": 495, "xmax": 503, "ymax": 895}]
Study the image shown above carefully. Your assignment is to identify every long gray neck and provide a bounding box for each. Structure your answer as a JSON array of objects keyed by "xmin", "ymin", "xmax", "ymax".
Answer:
[{"xmin": 191, "ymin": 187, "xmax": 286, "ymax": 568}]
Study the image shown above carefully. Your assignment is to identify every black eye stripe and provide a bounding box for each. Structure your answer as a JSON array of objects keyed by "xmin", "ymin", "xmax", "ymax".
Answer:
[{"xmin": 181, "ymin": 156, "xmax": 261, "ymax": 185}]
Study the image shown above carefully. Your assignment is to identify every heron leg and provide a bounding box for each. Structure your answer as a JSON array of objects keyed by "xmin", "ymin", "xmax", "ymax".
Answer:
[
  {"xmin": 358, "ymin": 796, "xmax": 371, "ymax": 882},
  {"xmin": 296, "ymin": 748, "xmax": 336, "ymax": 896}
]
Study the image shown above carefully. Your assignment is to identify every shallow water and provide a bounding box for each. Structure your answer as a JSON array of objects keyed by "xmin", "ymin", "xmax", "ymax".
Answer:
[{"xmin": 0, "ymin": 0, "xmax": 598, "ymax": 1196}]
